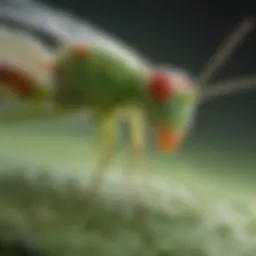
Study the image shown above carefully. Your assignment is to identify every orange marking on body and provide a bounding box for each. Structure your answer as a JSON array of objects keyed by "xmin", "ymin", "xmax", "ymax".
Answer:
[
  {"xmin": 72, "ymin": 45, "xmax": 91, "ymax": 59},
  {"xmin": 0, "ymin": 64, "xmax": 35, "ymax": 97},
  {"xmin": 47, "ymin": 61, "xmax": 58, "ymax": 74},
  {"xmin": 156, "ymin": 126, "xmax": 182, "ymax": 152}
]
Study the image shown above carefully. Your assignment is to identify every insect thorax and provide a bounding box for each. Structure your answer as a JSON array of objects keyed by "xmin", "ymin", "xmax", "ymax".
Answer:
[{"xmin": 53, "ymin": 45, "xmax": 149, "ymax": 111}]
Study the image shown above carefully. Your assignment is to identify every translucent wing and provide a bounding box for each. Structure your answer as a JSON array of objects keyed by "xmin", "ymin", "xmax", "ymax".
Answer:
[
  {"xmin": 0, "ymin": 0, "xmax": 150, "ymax": 70},
  {"xmin": 0, "ymin": 27, "xmax": 54, "ymax": 80},
  {"xmin": 0, "ymin": 0, "xmax": 150, "ymax": 122}
]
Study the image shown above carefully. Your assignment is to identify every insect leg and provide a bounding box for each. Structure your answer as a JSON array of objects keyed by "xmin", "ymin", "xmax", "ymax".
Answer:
[
  {"xmin": 120, "ymin": 107, "xmax": 153, "ymax": 207},
  {"xmin": 122, "ymin": 107, "xmax": 147, "ymax": 179},
  {"xmin": 90, "ymin": 111, "xmax": 119, "ymax": 188}
]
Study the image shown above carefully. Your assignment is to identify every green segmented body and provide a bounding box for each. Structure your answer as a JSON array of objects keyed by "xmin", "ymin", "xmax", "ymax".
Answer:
[
  {"xmin": 54, "ymin": 45, "xmax": 149, "ymax": 111},
  {"xmin": 0, "ymin": 44, "xmax": 197, "ymax": 146},
  {"xmin": 53, "ymin": 45, "xmax": 197, "ymax": 137}
]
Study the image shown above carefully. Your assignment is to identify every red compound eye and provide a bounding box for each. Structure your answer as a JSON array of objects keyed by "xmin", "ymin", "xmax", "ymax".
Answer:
[{"xmin": 148, "ymin": 72, "xmax": 174, "ymax": 101}]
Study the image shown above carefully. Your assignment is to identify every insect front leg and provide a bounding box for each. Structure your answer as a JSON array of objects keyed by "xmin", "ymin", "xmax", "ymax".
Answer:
[
  {"xmin": 119, "ymin": 106, "xmax": 152, "ymax": 206},
  {"xmin": 122, "ymin": 107, "xmax": 147, "ymax": 179},
  {"xmin": 90, "ymin": 111, "xmax": 119, "ymax": 189}
]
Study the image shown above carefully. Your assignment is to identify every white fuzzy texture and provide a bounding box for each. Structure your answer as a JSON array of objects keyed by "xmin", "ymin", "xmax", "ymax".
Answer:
[{"xmin": 0, "ymin": 160, "xmax": 256, "ymax": 256}]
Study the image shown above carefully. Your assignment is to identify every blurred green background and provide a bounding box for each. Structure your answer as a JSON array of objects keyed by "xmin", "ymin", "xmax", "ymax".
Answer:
[
  {"xmin": 0, "ymin": 108, "xmax": 255, "ymax": 201},
  {"xmin": 0, "ymin": 0, "xmax": 255, "ymax": 201}
]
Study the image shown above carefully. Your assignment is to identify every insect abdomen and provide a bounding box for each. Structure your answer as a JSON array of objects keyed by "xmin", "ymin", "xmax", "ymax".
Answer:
[{"xmin": 54, "ymin": 45, "xmax": 146, "ymax": 110}]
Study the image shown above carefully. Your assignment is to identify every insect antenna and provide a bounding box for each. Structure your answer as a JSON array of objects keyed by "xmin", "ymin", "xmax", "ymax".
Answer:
[
  {"xmin": 199, "ymin": 75, "xmax": 256, "ymax": 104},
  {"xmin": 197, "ymin": 17, "xmax": 255, "ymax": 87}
]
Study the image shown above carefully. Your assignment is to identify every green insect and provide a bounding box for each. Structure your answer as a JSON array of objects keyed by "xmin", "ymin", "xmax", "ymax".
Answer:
[
  {"xmin": 53, "ymin": 44, "xmax": 197, "ymax": 148},
  {"xmin": 0, "ymin": 2, "xmax": 255, "ymax": 185}
]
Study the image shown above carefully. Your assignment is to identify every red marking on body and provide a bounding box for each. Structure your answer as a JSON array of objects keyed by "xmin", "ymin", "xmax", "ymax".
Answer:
[
  {"xmin": 0, "ymin": 64, "xmax": 34, "ymax": 97},
  {"xmin": 72, "ymin": 45, "xmax": 91, "ymax": 59},
  {"xmin": 148, "ymin": 72, "xmax": 175, "ymax": 102},
  {"xmin": 42, "ymin": 60, "xmax": 58, "ymax": 74},
  {"xmin": 49, "ymin": 61, "xmax": 59, "ymax": 74}
]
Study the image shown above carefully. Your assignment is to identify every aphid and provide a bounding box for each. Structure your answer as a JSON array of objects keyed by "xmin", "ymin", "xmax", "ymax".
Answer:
[{"xmin": 0, "ymin": 1, "xmax": 255, "ymax": 185}]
